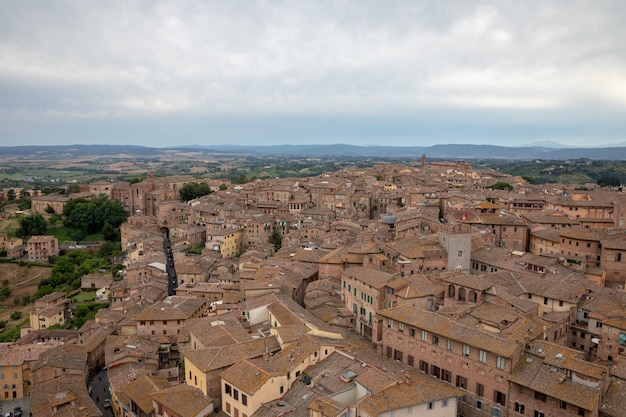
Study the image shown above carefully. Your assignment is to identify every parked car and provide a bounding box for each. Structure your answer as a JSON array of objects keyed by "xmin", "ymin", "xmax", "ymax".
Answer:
[{"xmin": 103, "ymin": 399, "xmax": 111, "ymax": 409}]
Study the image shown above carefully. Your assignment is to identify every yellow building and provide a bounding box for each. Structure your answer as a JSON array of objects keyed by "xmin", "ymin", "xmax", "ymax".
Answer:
[
  {"xmin": 0, "ymin": 343, "xmax": 50, "ymax": 399},
  {"xmin": 206, "ymin": 227, "xmax": 243, "ymax": 258}
]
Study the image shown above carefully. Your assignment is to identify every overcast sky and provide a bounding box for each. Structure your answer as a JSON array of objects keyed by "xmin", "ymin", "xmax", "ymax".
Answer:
[{"xmin": 0, "ymin": 0, "xmax": 625, "ymax": 148}]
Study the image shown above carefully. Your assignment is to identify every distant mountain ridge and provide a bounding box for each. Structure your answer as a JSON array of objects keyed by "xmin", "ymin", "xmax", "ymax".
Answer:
[{"xmin": 1, "ymin": 143, "xmax": 626, "ymax": 160}]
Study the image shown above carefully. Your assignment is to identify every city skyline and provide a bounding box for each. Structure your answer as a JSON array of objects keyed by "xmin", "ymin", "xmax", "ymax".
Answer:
[{"xmin": 0, "ymin": 1, "xmax": 625, "ymax": 148}]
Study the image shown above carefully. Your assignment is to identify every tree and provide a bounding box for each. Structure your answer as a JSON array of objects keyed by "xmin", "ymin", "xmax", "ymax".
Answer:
[
  {"xmin": 10, "ymin": 311, "xmax": 22, "ymax": 320},
  {"xmin": 64, "ymin": 195, "xmax": 127, "ymax": 235},
  {"xmin": 219, "ymin": 184, "xmax": 228, "ymax": 191},
  {"xmin": 44, "ymin": 204, "xmax": 56, "ymax": 214},
  {"xmin": 102, "ymin": 222, "xmax": 120, "ymax": 242},
  {"xmin": 17, "ymin": 199, "xmax": 31, "ymax": 210},
  {"xmin": 0, "ymin": 287, "xmax": 11, "ymax": 300},
  {"xmin": 6, "ymin": 189, "xmax": 15, "ymax": 201},
  {"xmin": 17, "ymin": 213, "xmax": 47, "ymax": 237},
  {"xmin": 491, "ymin": 181, "xmax": 514, "ymax": 192},
  {"xmin": 271, "ymin": 229, "xmax": 282, "ymax": 252},
  {"xmin": 179, "ymin": 182, "xmax": 212, "ymax": 202}
]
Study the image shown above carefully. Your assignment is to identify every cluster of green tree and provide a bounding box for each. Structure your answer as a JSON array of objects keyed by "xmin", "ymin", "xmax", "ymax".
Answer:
[
  {"xmin": 71, "ymin": 302, "xmax": 109, "ymax": 330},
  {"xmin": 15, "ymin": 194, "xmax": 127, "ymax": 242},
  {"xmin": 179, "ymin": 182, "xmax": 213, "ymax": 202},
  {"xmin": 63, "ymin": 195, "xmax": 127, "ymax": 238},
  {"xmin": 491, "ymin": 181, "xmax": 514, "ymax": 191},
  {"xmin": 17, "ymin": 213, "xmax": 47, "ymax": 237},
  {"xmin": 479, "ymin": 159, "xmax": 625, "ymax": 185},
  {"xmin": 34, "ymin": 249, "xmax": 122, "ymax": 299}
]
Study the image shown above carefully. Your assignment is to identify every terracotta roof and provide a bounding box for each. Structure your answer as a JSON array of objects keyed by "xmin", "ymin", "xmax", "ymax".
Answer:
[
  {"xmin": 510, "ymin": 355, "xmax": 600, "ymax": 411},
  {"xmin": 149, "ymin": 384, "xmax": 214, "ymax": 417},
  {"xmin": 601, "ymin": 378, "xmax": 626, "ymax": 417},
  {"xmin": 358, "ymin": 380, "xmax": 463, "ymax": 416},
  {"xmin": 219, "ymin": 359, "xmax": 271, "ymax": 395},
  {"xmin": 186, "ymin": 317, "xmax": 252, "ymax": 348},
  {"xmin": 183, "ymin": 336, "xmax": 281, "ymax": 372},
  {"xmin": 122, "ymin": 375, "xmax": 171, "ymax": 414},
  {"xmin": 136, "ymin": 296, "xmax": 206, "ymax": 321},
  {"xmin": 343, "ymin": 267, "xmax": 395, "ymax": 289},
  {"xmin": 378, "ymin": 305, "xmax": 520, "ymax": 357}
]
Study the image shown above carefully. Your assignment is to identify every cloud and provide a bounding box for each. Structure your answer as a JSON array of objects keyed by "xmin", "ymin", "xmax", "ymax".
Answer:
[{"xmin": 0, "ymin": 0, "xmax": 624, "ymax": 146}]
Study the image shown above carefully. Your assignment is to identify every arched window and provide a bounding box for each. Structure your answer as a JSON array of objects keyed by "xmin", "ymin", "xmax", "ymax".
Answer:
[{"xmin": 448, "ymin": 285, "xmax": 456, "ymax": 298}]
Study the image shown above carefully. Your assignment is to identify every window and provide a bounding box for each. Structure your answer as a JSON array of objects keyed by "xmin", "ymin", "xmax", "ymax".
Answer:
[
  {"xmin": 476, "ymin": 383, "xmax": 484, "ymax": 397},
  {"xmin": 515, "ymin": 403, "xmax": 525, "ymax": 414},
  {"xmin": 409, "ymin": 327, "xmax": 415, "ymax": 337},
  {"xmin": 421, "ymin": 330, "xmax": 428, "ymax": 341},
  {"xmin": 225, "ymin": 384, "xmax": 232, "ymax": 395},
  {"xmin": 432, "ymin": 335, "xmax": 439, "ymax": 346},
  {"xmin": 242, "ymin": 394, "xmax": 247, "ymax": 406},
  {"xmin": 596, "ymin": 322, "xmax": 603, "ymax": 328},
  {"xmin": 474, "ymin": 400, "xmax": 483, "ymax": 410},
  {"xmin": 492, "ymin": 408, "xmax": 501, "ymax": 417},
  {"xmin": 442, "ymin": 399, "xmax": 448, "ymax": 407},
  {"xmin": 559, "ymin": 300, "xmax": 564, "ymax": 307},
  {"xmin": 479, "ymin": 350, "xmax": 487, "ymax": 363},
  {"xmin": 534, "ymin": 391, "xmax": 546, "ymax": 402},
  {"xmin": 234, "ymin": 389, "xmax": 239, "ymax": 401},
  {"xmin": 280, "ymin": 385, "xmax": 284, "ymax": 394},
  {"xmin": 387, "ymin": 319, "xmax": 393, "ymax": 329},
  {"xmin": 456, "ymin": 375, "xmax": 467, "ymax": 389},
  {"xmin": 463, "ymin": 344, "xmax": 470, "ymax": 356},
  {"xmin": 560, "ymin": 400, "xmax": 567, "ymax": 410},
  {"xmin": 534, "ymin": 412, "xmax": 544, "ymax": 417},
  {"xmin": 447, "ymin": 339, "xmax": 454, "ymax": 351},
  {"xmin": 616, "ymin": 253, "xmax": 622, "ymax": 262},
  {"xmin": 496, "ymin": 356, "xmax": 505, "ymax": 369},
  {"xmin": 408, "ymin": 355, "xmax": 414, "ymax": 367},
  {"xmin": 578, "ymin": 407, "xmax": 585, "ymax": 416},
  {"xmin": 398, "ymin": 323, "xmax": 404, "ymax": 332},
  {"xmin": 495, "ymin": 391, "xmax": 506, "ymax": 406},
  {"xmin": 428, "ymin": 402, "xmax": 434, "ymax": 410},
  {"xmin": 543, "ymin": 297, "xmax": 548, "ymax": 305}
]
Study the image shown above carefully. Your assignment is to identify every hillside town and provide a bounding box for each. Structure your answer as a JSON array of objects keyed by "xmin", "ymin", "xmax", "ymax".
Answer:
[{"xmin": 3, "ymin": 156, "xmax": 626, "ymax": 417}]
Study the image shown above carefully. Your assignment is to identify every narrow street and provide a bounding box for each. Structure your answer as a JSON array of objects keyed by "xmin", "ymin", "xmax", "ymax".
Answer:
[{"xmin": 88, "ymin": 368, "xmax": 113, "ymax": 417}]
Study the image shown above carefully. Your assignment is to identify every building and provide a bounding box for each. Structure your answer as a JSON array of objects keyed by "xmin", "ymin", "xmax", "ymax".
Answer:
[
  {"xmin": 377, "ymin": 305, "xmax": 524, "ymax": 417},
  {"xmin": 27, "ymin": 235, "xmax": 59, "ymax": 263},
  {"xmin": 509, "ymin": 340, "xmax": 609, "ymax": 417},
  {"xmin": 341, "ymin": 267, "xmax": 396, "ymax": 339},
  {"xmin": 135, "ymin": 296, "xmax": 208, "ymax": 338}
]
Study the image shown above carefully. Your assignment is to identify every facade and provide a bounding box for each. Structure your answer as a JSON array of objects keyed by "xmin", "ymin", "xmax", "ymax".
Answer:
[
  {"xmin": 30, "ymin": 195, "xmax": 69, "ymax": 215},
  {"xmin": 341, "ymin": 266, "xmax": 395, "ymax": 339},
  {"xmin": 377, "ymin": 305, "xmax": 523, "ymax": 417},
  {"xmin": 206, "ymin": 227, "xmax": 243, "ymax": 258},
  {"xmin": 509, "ymin": 341, "xmax": 608, "ymax": 417},
  {"xmin": 26, "ymin": 235, "xmax": 59, "ymax": 262},
  {"xmin": 135, "ymin": 296, "xmax": 208, "ymax": 338}
]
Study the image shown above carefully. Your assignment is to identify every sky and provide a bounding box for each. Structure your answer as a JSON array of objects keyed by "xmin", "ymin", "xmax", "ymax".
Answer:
[{"xmin": 0, "ymin": 0, "xmax": 625, "ymax": 148}]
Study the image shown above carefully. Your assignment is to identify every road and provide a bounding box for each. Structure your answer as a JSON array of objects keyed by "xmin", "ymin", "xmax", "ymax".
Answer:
[{"xmin": 88, "ymin": 368, "xmax": 113, "ymax": 417}]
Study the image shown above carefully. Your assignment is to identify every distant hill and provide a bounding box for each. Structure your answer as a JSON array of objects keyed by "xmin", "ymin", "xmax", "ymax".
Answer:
[{"xmin": 1, "ymin": 143, "xmax": 626, "ymax": 160}]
